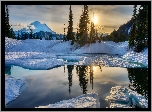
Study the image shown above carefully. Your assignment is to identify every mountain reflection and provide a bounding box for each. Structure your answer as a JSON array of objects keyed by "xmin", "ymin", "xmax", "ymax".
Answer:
[{"xmin": 127, "ymin": 68, "xmax": 148, "ymax": 99}]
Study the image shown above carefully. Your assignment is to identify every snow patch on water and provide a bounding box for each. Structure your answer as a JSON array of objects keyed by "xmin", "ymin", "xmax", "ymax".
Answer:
[
  {"xmin": 5, "ymin": 74, "xmax": 25, "ymax": 106},
  {"xmin": 105, "ymin": 86, "xmax": 148, "ymax": 108},
  {"xmin": 35, "ymin": 92, "xmax": 100, "ymax": 108}
]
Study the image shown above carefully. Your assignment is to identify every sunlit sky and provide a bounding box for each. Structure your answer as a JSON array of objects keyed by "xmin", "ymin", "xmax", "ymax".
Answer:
[{"xmin": 8, "ymin": 5, "xmax": 135, "ymax": 34}]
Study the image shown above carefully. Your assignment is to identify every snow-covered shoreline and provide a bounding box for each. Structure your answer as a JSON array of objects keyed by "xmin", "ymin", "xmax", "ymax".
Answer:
[{"xmin": 5, "ymin": 37, "xmax": 148, "ymax": 69}]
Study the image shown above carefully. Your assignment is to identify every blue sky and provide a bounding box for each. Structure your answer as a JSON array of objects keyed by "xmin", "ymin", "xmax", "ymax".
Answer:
[{"xmin": 8, "ymin": 5, "xmax": 135, "ymax": 34}]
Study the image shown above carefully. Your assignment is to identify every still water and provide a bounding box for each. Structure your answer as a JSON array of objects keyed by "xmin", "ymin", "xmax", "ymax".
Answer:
[{"xmin": 5, "ymin": 65, "xmax": 148, "ymax": 108}]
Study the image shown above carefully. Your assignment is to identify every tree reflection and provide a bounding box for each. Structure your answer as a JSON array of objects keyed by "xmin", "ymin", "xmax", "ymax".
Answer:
[
  {"xmin": 76, "ymin": 65, "xmax": 89, "ymax": 94},
  {"xmin": 67, "ymin": 65, "xmax": 102, "ymax": 94},
  {"xmin": 89, "ymin": 66, "xmax": 94, "ymax": 90},
  {"xmin": 67, "ymin": 65, "xmax": 74, "ymax": 94},
  {"xmin": 127, "ymin": 68, "xmax": 148, "ymax": 99},
  {"xmin": 5, "ymin": 65, "xmax": 12, "ymax": 75}
]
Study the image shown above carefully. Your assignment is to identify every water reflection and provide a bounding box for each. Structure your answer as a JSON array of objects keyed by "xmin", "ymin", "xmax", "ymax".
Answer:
[
  {"xmin": 67, "ymin": 65, "xmax": 74, "ymax": 94},
  {"xmin": 76, "ymin": 65, "xmax": 89, "ymax": 94},
  {"xmin": 127, "ymin": 68, "xmax": 148, "ymax": 99},
  {"xmin": 66, "ymin": 65, "xmax": 101, "ymax": 94},
  {"xmin": 5, "ymin": 65, "xmax": 12, "ymax": 75},
  {"xmin": 5, "ymin": 65, "xmax": 148, "ymax": 108}
]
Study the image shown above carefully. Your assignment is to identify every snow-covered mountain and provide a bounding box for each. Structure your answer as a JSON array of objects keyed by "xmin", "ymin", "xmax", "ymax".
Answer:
[
  {"xmin": 14, "ymin": 21, "xmax": 56, "ymax": 35},
  {"xmin": 30, "ymin": 21, "xmax": 56, "ymax": 34}
]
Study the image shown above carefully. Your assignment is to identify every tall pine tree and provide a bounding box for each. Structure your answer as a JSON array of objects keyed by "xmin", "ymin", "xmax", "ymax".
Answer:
[
  {"xmin": 77, "ymin": 5, "xmax": 90, "ymax": 46},
  {"xmin": 129, "ymin": 5, "xmax": 137, "ymax": 49},
  {"xmin": 129, "ymin": 5, "xmax": 148, "ymax": 52},
  {"xmin": 10, "ymin": 28, "xmax": 15, "ymax": 39},
  {"xmin": 5, "ymin": 5, "xmax": 11, "ymax": 37},
  {"xmin": 90, "ymin": 21, "xmax": 96, "ymax": 43},
  {"xmin": 66, "ymin": 5, "xmax": 74, "ymax": 45}
]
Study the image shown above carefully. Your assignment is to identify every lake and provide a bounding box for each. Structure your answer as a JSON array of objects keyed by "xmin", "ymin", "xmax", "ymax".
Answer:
[{"xmin": 5, "ymin": 64, "xmax": 148, "ymax": 108}]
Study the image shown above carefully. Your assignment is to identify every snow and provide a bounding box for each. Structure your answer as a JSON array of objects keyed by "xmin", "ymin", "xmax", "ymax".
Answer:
[
  {"xmin": 35, "ymin": 92, "xmax": 100, "ymax": 108},
  {"xmin": 5, "ymin": 74, "xmax": 24, "ymax": 106},
  {"xmin": 105, "ymin": 86, "xmax": 148, "ymax": 108},
  {"xmin": 122, "ymin": 48, "xmax": 148, "ymax": 66},
  {"xmin": 74, "ymin": 41, "xmax": 129, "ymax": 55},
  {"xmin": 5, "ymin": 37, "xmax": 148, "ymax": 69}
]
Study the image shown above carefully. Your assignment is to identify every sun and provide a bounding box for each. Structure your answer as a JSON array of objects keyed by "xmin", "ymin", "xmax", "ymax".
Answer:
[
  {"xmin": 93, "ymin": 66, "xmax": 96, "ymax": 71},
  {"xmin": 93, "ymin": 16, "xmax": 98, "ymax": 25}
]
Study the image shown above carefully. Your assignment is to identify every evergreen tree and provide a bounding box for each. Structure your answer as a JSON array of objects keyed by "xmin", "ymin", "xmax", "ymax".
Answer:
[
  {"xmin": 95, "ymin": 29, "xmax": 98, "ymax": 42},
  {"xmin": 129, "ymin": 5, "xmax": 137, "ymax": 49},
  {"xmin": 49, "ymin": 34, "xmax": 52, "ymax": 40},
  {"xmin": 17, "ymin": 33, "xmax": 20, "ymax": 40},
  {"xmin": 83, "ymin": 5, "xmax": 90, "ymax": 43},
  {"xmin": 5, "ymin": 5, "xmax": 11, "ymax": 37},
  {"xmin": 66, "ymin": 5, "xmax": 74, "ymax": 45},
  {"xmin": 29, "ymin": 29, "xmax": 33, "ymax": 39},
  {"xmin": 25, "ymin": 33, "xmax": 28, "ymax": 40},
  {"xmin": 77, "ymin": 9, "xmax": 85, "ymax": 46},
  {"xmin": 22, "ymin": 33, "xmax": 25, "ymax": 40},
  {"xmin": 90, "ymin": 21, "xmax": 96, "ymax": 43},
  {"xmin": 129, "ymin": 5, "xmax": 148, "ymax": 52},
  {"xmin": 10, "ymin": 28, "xmax": 15, "ymax": 39},
  {"xmin": 77, "ymin": 5, "xmax": 90, "ymax": 46}
]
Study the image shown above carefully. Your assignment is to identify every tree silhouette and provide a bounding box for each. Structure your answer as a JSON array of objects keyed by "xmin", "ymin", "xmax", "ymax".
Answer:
[
  {"xmin": 67, "ymin": 65, "xmax": 74, "ymax": 94},
  {"xmin": 90, "ymin": 21, "xmax": 96, "ymax": 43},
  {"xmin": 77, "ymin": 5, "xmax": 90, "ymax": 46},
  {"xmin": 5, "ymin": 5, "xmax": 11, "ymax": 37},
  {"xmin": 76, "ymin": 65, "xmax": 89, "ymax": 94},
  {"xmin": 129, "ymin": 5, "xmax": 148, "ymax": 52},
  {"xmin": 127, "ymin": 68, "xmax": 148, "ymax": 100},
  {"xmin": 66, "ymin": 5, "xmax": 74, "ymax": 45},
  {"xmin": 89, "ymin": 66, "xmax": 94, "ymax": 90}
]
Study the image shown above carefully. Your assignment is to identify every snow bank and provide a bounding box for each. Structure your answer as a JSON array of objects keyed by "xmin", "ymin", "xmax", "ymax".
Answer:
[
  {"xmin": 74, "ymin": 41, "xmax": 129, "ymax": 55},
  {"xmin": 51, "ymin": 41, "xmax": 75, "ymax": 53},
  {"xmin": 122, "ymin": 48, "xmax": 148, "ymax": 66},
  {"xmin": 5, "ymin": 37, "xmax": 62, "ymax": 52},
  {"xmin": 5, "ymin": 37, "xmax": 22, "ymax": 51},
  {"xmin": 5, "ymin": 37, "xmax": 148, "ymax": 69},
  {"xmin": 35, "ymin": 92, "xmax": 100, "ymax": 108},
  {"xmin": 5, "ymin": 52, "xmax": 64, "ymax": 69},
  {"xmin": 105, "ymin": 86, "xmax": 148, "ymax": 108},
  {"xmin": 5, "ymin": 74, "xmax": 24, "ymax": 105}
]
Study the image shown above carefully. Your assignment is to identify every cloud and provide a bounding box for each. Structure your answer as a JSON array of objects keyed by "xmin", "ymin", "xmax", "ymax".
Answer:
[
  {"xmin": 12, "ymin": 23, "xmax": 27, "ymax": 27},
  {"xmin": 9, "ymin": 5, "xmax": 133, "ymax": 33}
]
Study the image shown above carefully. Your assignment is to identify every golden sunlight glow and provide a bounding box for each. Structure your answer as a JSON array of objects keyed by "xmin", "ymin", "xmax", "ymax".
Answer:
[
  {"xmin": 93, "ymin": 66, "xmax": 96, "ymax": 71},
  {"xmin": 93, "ymin": 16, "xmax": 98, "ymax": 25}
]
